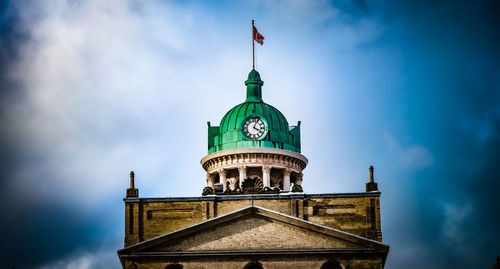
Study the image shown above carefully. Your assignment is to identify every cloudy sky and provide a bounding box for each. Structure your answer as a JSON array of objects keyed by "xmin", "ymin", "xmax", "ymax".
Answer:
[{"xmin": 1, "ymin": 0, "xmax": 499, "ymax": 268}]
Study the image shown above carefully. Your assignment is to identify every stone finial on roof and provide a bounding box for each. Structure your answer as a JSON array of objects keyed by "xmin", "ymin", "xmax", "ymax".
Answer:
[
  {"xmin": 126, "ymin": 171, "xmax": 139, "ymax": 198},
  {"xmin": 130, "ymin": 171, "xmax": 135, "ymax": 188},
  {"xmin": 366, "ymin": 165, "xmax": 379, "ymax": 192},
  {"xmin": 369, "ymin": 165, "xmax": 374, "ymax": 182}
]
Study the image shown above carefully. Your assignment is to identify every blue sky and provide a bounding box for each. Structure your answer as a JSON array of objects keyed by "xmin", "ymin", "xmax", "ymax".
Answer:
[{"xmin": 0, "ymin": 0, "xmax": 499, "ymax": 268}]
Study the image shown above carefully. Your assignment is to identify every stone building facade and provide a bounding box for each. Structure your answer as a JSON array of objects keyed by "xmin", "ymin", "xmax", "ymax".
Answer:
[{"xmin": 118, "ymin": 69, "xmax": 389, "ymax": 268}]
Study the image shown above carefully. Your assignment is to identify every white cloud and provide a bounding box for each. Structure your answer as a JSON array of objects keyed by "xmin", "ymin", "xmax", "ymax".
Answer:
[
  {"xmin": 6, "ymin": 0, "xmax": 235, "ymax": 208},
  {"xmin": 440, "ymin": 202, "xmax": 478, "ymax": 262},
  {"xmin": 442, "ymin": 202, "xmax": 473, "ymax": 245},
  {"xmin": 37, "ymin": 248, "xmax": 120, "ymax": 269},
  {"xmin": 384, "ymin": 133, "xmax": 434, "ymax": 170},
  {"xmin": 38, "ymin": 255, "xmax": 94, "ymax": 269}
]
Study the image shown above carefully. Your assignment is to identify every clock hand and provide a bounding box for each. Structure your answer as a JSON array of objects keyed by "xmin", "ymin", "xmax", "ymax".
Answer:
[{"xmin": 253, "ymin": 124, "xmax": 259, "ymax": 131}]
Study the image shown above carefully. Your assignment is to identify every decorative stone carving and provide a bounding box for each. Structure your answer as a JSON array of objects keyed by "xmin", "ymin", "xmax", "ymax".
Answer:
[
  {"xmin": 201, "ymin": 148, "xmax": 308, "ymax": 173},
  {"xmin": 242, "ymin": 177, "xmax": 263, "ymax": 193},
  {"xmin": 217, "ymin": 168, "xmax": 227, "ymax": 177},
  {"xmin": 295, "ymin": 172, "xmax": 303, "ymax": 186},
  {"xmin": 291, "ymin": 172, "xmax": 303, "ymax": 192},
  {"xmin": 262, "ymin": 165, "xmax": 272, "ymax": 173},
  {"xmin": 291, "ymin": 184, "xmax": 303, "ymax": 193},
  {"xmin": 202, "ymin": 186, "xmax": 214, "ymax": 196},
  {"xmin": 227, "ymin": 178, "xmax": 238, "ymax": 191},
  {"xmin": 201, "ymin": 148, "xmax": 308, "ymax": 194},
  {"xmin": 237, "ymin": 165, "xmax": 247, "ymax": 173},
  {"xmin": 206, "ymin": 173, "xmax": 215, "ymax": 189}
]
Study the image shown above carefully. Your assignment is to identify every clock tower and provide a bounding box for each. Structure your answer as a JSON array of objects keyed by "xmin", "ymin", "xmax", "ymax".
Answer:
[{"xmin": 201, "ymin": 69, "xmax": 307, "ymax": 195}]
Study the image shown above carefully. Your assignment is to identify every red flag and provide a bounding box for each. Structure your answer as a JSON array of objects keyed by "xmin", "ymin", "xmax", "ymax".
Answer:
[{"xmin": 253, "ymin": 26, "xmax": 264, "ymax": 45}]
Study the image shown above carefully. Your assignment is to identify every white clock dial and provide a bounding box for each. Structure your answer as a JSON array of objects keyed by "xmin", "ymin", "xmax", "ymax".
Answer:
[{"xmin": 243, "ymin": 117, "xmax": 266, "ymax": 139}]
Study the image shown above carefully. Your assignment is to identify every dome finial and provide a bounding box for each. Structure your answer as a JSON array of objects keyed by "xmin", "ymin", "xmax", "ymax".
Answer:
[{"xmin": 245, "ymin": 69, "xmax": 264, "ymax": 102}]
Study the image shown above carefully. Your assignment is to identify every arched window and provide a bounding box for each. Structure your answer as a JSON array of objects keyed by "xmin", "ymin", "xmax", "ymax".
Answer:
[
  {"xmin": 243, "ymin": 261, "xmax": 263, "ymax": 269},
  {"xmin": 320, "ymin": 260, "xmax": 342, "ymax": 269},
  {"xmin": 165, "ymin": 264, "xmax": 183, "ymax": 269}
]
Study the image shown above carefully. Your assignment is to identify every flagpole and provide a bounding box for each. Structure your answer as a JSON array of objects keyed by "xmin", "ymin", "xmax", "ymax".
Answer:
[{"xmin": 252, "ymin": 19, "xmax": 255, "ymax": 70}]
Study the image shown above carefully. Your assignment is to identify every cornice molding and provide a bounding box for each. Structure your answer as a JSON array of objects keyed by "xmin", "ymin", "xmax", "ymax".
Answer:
[{"xmin": 201, "ymin": 148, "xmax": 308, "ymax": 173}]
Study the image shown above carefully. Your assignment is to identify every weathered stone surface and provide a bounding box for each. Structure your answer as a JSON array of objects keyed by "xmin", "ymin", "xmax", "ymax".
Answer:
[
  {"xmin": 118, "ymin": 205, "xmax": 388, "ymax": 269},
  {"xmin": 123, "ymin": 193, "xmax": 383, "ymax": 247},
  {"xmin": 156, "ymin": 216, "xmax": 358, "ymax": 251}
]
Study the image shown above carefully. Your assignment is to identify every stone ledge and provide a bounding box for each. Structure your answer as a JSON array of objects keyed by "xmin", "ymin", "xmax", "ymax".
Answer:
[
  {"xmin": 123, "ymin": 192, "xmax": 381, "ymax": 203},
  {"xmin": 120, "ymin": 248, "xmax": 389, "ymax": 257}
]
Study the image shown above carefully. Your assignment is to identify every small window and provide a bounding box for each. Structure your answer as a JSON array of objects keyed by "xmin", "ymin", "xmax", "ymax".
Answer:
[
  {"xmin": 321, "ymin": 260, "xmax": 342, "ymax": 269},
  {"xmin": 244, "ymin": 261, "xmax": 263, "ymax": 269}
]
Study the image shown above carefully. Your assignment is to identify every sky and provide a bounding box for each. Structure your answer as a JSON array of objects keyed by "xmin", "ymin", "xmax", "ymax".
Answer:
[{"xmin": 0, "ymin": 0, "xmax": 499, "ymax": 268}]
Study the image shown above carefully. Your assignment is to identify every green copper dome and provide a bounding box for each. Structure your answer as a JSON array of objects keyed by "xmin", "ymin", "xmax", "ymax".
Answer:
[{"xmin": 207, "ymin": 69, "xmax": 301, "ymax": 154}]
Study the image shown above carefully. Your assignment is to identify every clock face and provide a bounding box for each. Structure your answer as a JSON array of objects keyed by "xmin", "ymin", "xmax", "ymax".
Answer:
[{"xmin": 243, "ymin": 117, "xmax": 266, "ymax": 139}]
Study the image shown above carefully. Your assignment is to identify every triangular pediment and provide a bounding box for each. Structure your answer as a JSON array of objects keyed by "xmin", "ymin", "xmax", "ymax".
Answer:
[
  {"xmin": 119, "ymin": 206, "xmax": 388, "ymax": 255},
  {"xmin": 151, "ymin": 214, "xmax": 358, "ymax": 251}
]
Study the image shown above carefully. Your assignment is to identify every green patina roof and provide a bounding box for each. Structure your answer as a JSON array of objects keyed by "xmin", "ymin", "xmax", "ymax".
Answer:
[{"xmin": 207, "ymin": 69, "xmax": 301, "ymax": 154}]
